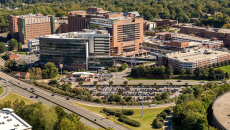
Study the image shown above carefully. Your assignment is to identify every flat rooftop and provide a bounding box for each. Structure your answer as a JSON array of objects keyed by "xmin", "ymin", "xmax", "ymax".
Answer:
[
  {"xmin": 39, "ymin": 29, "xmax": 109, "ymax": 39},
  {"xmin": 213, "ymin": 91, "xmax": 230, "ymax": 129},
  {"xmin": 0, "ymin": 108, "xmax": 32, "ymax": 130},
  {"xmin": 166, "ymin": 48, "xmax": 229, "ymax": 63},
  {"xmin": 182, "ymin": 25, "xmax": 230, "ymax": 34}
]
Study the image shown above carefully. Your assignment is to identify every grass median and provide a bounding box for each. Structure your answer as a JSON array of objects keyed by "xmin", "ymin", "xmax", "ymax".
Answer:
[
  {"xmin": 0, "ymin": 86, "xmax": 4, "ymax": 95},
  {"xmin": 0, "ymin": 93, "xmax": 34, "ymax": 105},
  {"xmin": 73, "ymin": 102, "xmax": 165, "ymax": 130}
]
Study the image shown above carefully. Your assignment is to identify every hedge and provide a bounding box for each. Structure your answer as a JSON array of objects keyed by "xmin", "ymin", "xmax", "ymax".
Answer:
[
  {"xmin": 152, "ymin": 106, "xmax": 173, "ymax": 129},
  {"xmin": 119, "ymin": 116, "xmax": 141, "ymax": 127}
]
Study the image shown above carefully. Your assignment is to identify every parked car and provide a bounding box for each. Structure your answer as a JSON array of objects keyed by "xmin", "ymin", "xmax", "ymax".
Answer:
[
  {"xmin": 30, "ymin": 96, "xmax": 34, "ymax": 98},
  {"xmin": 35, "ymin": 95, "xmax": 39, "ymax": 98},
  {"xmin": 149, "ymin": 104, "xmax": 156, "ymax": 107}
]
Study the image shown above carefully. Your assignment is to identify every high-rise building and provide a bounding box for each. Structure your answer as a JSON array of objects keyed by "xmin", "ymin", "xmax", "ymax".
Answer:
[
  {"xmin": 39, "ymin": 29, "xmax": 111, "ymax": 70},
  {"xmin": 68, "ymin": 7, "xmax": 144, "ymax": 56},
  {"xmin": 9, "ymin": 14, "xmax": 55, "ymax": 43}
]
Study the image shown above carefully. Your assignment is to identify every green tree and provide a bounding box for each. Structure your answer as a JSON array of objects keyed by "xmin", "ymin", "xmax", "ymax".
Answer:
[
  {"xmin": 93, "ymin": 81, "xmax": 97, "ymax": 86},
  {"xmin": 166, "ymin": 64, "xmax": 174, "ymax": 78},
  {"xmin": 187, "ymin": 68, "xmax": 194, "ymax": 77},
  {"xmin": 42, "ymin": 62, "xmax": 58, "ymax": 78},
  {"xmin": 123, "ymin": 81, "xmax": 128, "ymax": 86},
  {"xmin": 18, "ymin": 42, "xmax": 22, "ymax": 51},
  {"xmin": 96, "ymin": 85, "xmax": 100, "ymax": 91},
  {"xmin": 123, "ymin": 63, "xmax": 128, "ymax": 68},
  {"xmin": 59, "ymin": 118, "xmax": 75, "ymax": 130},
  {"xmin": 78, "ymin": 81, "xmax": 83, "ymax": 86},
  {"xmin": 4, "ymin": 59, "xmax": 15, "ymax": 69},
  {"xmin": 138, "ymin": 65, "xmax": 147, "ymax": 77},
  {"xmin": 0, "ymin": 42, "xmax": 7, "ymax": 53},
  {"xmin": 161, "ymin": 91, "xmax": 170, "ymax": 99},
  {"xmin": 159, "ymin": 65, "xmax": 166, "ymax": 76},
  {"xmin": 8, "ymin": 39, "xmax": 18, "ymax": 51},
  {"xmin": 28, "ymin": 67, "xmax": 42, "ymax": 81},
  {"xmin": 125, "ymin": 86, "xmax": 130, "ymax": 91},
  {"xmin": 155, "ymin": 93, "xmax": 162, "ymax": 100},
  {"xmin": 179, "ymin": 68, "xmax": 186, "ymax": 75},
  {"xmin": 62, "ymin": 84, "xmax": 71, "ymax": 92},
  {"xmin": 109, "ymin": 81, "xmax": 113, "ymax": 86}
]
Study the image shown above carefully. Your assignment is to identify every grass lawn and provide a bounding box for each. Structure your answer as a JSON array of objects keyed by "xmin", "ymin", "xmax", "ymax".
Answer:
[
  {"xmin": 216, "ymin": 65, "xmax": 230, "ymax": 73},
  {"xmin": 73, "ymin": 103, "xmax": 165, "ymax": 130},
  {"xmin": 54, "ymin": 74, "xmax": 65, "ymax": 80},
  {"xmin": 0, "ymin": 87, "xmax": 4, "ymax": 95},
  {"xmin": 13, "ymin": 51, "xmax": 27, "ymax": 55},
  {"xmin": 0, "ymin": 93, "xmax": 34, "ymax": 105}
]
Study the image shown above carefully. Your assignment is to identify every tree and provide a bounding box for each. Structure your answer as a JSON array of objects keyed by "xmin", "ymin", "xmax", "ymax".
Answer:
[
  {"xmin": 187, "ymin": 68, "xmax": 194, "ymax": 77},
  {"xmin": 159, "ymin": 65, "xmax": 166, "ymax": 76},
  {"xmin": 96, "ymin": 93, "xmax": 101, "ymax": 97},
  {"xmin": 125, "ymin": 86, "xmax": 130, "ymax": 91},
  {"xmin": 62, "ymin": 84, "xmax": 71, "ymax": 92},
  {"xmin": 18, "ymin": 42, "xmax": 22, "ymax": 51},
  {"xmin": 161, "ymin": 91, "xmax": 170, "ymax": 99},
  {"xmin": 93, "ymin": 81, "xmax": 97, "ymax": 86},
  {"xmin": 0, "ymin": 42, "xmax": 7, "ymax": 53},
  {"xmin": 42, "ymin": 62, "xmax": 58, "ymax": 78},
  {"xmin": 4, "ymin": 59, "xmax": 15, "ymax": 69},
  {"xmin": 63, "ymin": 70, "xmax": 68, "ymax": 74},
  {"xmin": 123, "ymin": 63, "xmax": 128, "ymax": 68},
  {"xmin": 109, "ymin": 81, "xmax": 113, "ymax": 86},
  {"xmin": 155, "ymin": 93, "xmax": 162, "ymax": 100},
  {"xmin": 78, "ymin": 81, "xmax": 83, "ymax": 86},
  {"xmin": 118, "ymin": 89, "xmax": 123, "ymax": 95},
  {"xmin": 138, "ymin": 65, "xmax": 147, "ymax": 77},
  {"xmin": 8, "ymin": 39, "xmax": 18, "ymax": 51},
  {"xmin": 138, "ymin": 83, "xmax": 143, "ymax": 87},
  {"xmin": 166, "ymin": 64, "xmax": 174, "ymax": 78},
  {"xmin": 185, "ymin": 83, "xmax": 188, "ymax": 87},
  {"xmin": 96, "ymin": 85, "xmax": 100, "ymax": 91},
  {"xmin": 123, "ymin": 81, "xmax": 128, "ymax": 86},
  {"xmin": 59, "ymin": 118, "xmax": 75, "ymax": 130},
  {"xmin": 28, "ymin": 67, "xmax": 42, "ymax": 81}
]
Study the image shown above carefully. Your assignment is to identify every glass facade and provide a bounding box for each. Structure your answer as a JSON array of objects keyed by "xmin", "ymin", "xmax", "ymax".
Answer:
[
  {"xmin": 88, "ymin": 57, "xmax": 114, "ymax": 69},
  {"xmin": 39, "ymin": 38, "xmax": 87, "ymax": 66}
]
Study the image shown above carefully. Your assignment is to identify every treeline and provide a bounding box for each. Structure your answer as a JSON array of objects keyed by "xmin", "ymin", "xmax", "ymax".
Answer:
[
  {"xmin": 0, "ymin": 100, "xmax": 98, "ymax": 130},
  {"xmin": 2, "ymin": 0, "xmax": 230, "ymax": 32},
  {"xmin": 131, "ymin": 62, "xmax": 229, "ymax": 80},
  {"xmin": 172, "ymin": 82, "xmax": 230, "ymax": 130}
]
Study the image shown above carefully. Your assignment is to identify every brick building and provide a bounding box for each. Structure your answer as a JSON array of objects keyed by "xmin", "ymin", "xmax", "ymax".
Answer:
[
  {"xmin": 68, "ymin": 7, "xmax": 144, "ymax": 56},
  {"xmin": 180, "ymin": 25, "xmax": 230, "ymax": 47},
  {"xmin": 166, "ymin": 49, "xmax": 230, "ymax": 70},
  {"xmin": 9, "ymin": 14, "xmax": 55, "ymax": 44},
  {"xmin": 154, "ymin": 19, "xmax": 178, "ymax": 26},
  {"xmin": 5, "ymin": 52, "xmax": 17, "ymax": 60}
]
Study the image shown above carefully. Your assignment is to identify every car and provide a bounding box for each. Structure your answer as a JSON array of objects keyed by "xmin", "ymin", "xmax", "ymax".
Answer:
[
  {"xmin": 51, "ymin": 93, "xmax": 55, "ymax": 96},
  {"xmin": 109, "ymin": 126, "xmax": 114, "ymax": 128},
  {"xmin": 18, "ymin": 82, "xmax": 21, "ymax": 85},
  {"xmin": 200, "ymin": 81, "xmax": 205, "ymax": 83},
  {"xmin": 30, "ymin": 88, "xmax": 34, "ymax": 90},
  {"xmin": 35, "ymin": 95, "xmax": 39, "ymax": 98},
  {"xmin": 166, "ymin": 82, "xmax": 169, "ymax": 84},
  {"xmin": 30, "ymin": 96, "xmax": 34, "ymax": 98},
  {"xmin": 66, "ymin": 97, "xmax": 70, "ymax": 100},
  {"xmin": 31, "ymin": 90, "xmax": 35, "ymax": 93},
  {"xmin": 24, "ymin": 87, "xmax": 27, "ymax": 90},
  {"xmin": 177, "ymin": 80, "xmax": 181, "ymax": 82},
  {"xmin": 222, "ymin": 81, "xmax": 227, "ymax": 83},
  {"xmin": 149, "ymin": 104, "xmax": 156, "ymax": 107}
]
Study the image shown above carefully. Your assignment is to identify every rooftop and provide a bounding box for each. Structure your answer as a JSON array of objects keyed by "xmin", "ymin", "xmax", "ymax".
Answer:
[
  {"xmin": 166, "ymin": 48, "xmax": 229, "ymax": 63},
  {"xmin": 213, "ymin": 91, "xmax": 230, "ymax": 129},
  {"xmin": 182, "ymin": 25, "xmax": 230, "ymax": 34},
  {"xmin": 39, "ymin": 29, "xmax": 109, "ymax": 39},
  {"xmin": 0, "ymin": 108, "xmax": 32, "ymax": 130}
]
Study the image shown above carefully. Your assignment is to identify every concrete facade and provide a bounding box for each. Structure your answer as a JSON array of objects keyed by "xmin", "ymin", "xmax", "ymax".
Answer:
[{"xmin": 154, "ymin": 19, "xmax": 178, "ymax": 26}]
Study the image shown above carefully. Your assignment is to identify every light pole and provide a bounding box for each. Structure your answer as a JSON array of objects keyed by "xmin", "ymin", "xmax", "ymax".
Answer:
[{"xmin": 142, "ymin": 82, "xmax": 143, "ymax": 117}]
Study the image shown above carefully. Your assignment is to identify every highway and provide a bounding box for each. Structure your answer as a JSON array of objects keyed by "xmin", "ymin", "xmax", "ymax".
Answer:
[{"xmin": 0, "ymin": 71, "xmax": 128, "ymax": 130}]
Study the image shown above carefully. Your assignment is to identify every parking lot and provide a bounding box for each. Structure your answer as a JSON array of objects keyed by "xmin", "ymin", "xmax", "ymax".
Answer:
[{"xmin": 82, "ymin": 85, "xmax": 188, "ymax": 101}]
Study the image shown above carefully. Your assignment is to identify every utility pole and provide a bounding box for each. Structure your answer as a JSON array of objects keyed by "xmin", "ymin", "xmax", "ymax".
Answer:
[{"xmin": 142, "ymin": 82, "xmax": 144, "ymax": 117}]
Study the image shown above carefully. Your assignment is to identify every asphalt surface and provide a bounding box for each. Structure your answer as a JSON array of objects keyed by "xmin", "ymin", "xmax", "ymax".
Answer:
[
  {"xmin": 164, "ymin": 112, "xmax": 174, "ymax": 130},
  {"xmin": 0, "ymin": 82, "xmax": 10, "ymax": 98},
  {"xmin": 0, "ymin": 71, "xmax": 128, "ymax": 130}
]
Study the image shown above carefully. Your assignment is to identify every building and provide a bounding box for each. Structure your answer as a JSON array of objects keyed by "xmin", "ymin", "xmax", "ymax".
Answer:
[
  {"xmin": 28, "ymin": 39, "xmax": 39, "ymax": 53},
  {"xmin": 5, "ymin": 52, "xmax": 17, "ymax": 60},
  {"xmin": 154, "ymin": 19, "xmax": 178, "ymax": 26},
  {"xmin": 157, "ymin": 33, "xmax": 224, "ymax": 51},
  {"xmin": 39, "ymin": 29, "xmax": 111, "ymax": 70},
  {"xmin": 0, "ymin": 108, "xmax": 32, "ymax": 130},
  {"xmin": 55, "ymin": 20, "xmax": 69, "ymax": 33},
  {"xmin": 180, "ymin": 25, "xmax": 230, "ymax": 47},
  {"xmin": 143, "ymin": 21, "xmax": 157, "ymax": 31},
  {"xmin": 166, "ymin": 48, "xmax": 230, "ymax": 70},
  {"xmin": 68, "ymin": 7, "xmax": 144, "ymax": 55},
  {"xmin": 11, "ymin": 71, "xmax": 30, "ymax": 79},
  {"xmin": 9, "ymin": 14, "xmax": 55, "ymax": 44},
  {"xmin": 212, "ymin": 91, "xmax": 230, "ymax": 130}
]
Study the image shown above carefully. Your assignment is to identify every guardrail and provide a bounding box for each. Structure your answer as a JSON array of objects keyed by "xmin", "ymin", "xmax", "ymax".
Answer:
[{"xmin": 0, "ymin": 73, "xmax": 108, "ymax": 130}]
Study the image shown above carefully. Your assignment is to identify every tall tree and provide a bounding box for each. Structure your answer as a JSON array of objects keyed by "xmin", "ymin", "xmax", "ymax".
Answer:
[
  {"xmin": 18, "ymin": 42, "xmax": 22, "ymax": 51},
  {"xmin": 187, "ymin": 68, "xmax": 194, "ymax": 77},
  {"xmin": 42, "ymin": 62, "xmax": 58, "ymax": 78},
  {"xmin": 166, "ymin": 64, "xmax": 174, "ymax": 78},
  {"xmin": 179, "ymin": 68, "xmax": 186, "ymax": 75},
  {"xmin": 8, "ymin": 39, "xmax": 18, "ymax": 51},
  {"xmin": 0, "ymin": 42, "xmax": 6, "ymax": 53}
]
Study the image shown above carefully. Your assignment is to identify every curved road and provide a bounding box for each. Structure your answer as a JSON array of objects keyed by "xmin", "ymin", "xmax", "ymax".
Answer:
[{"xmin": 0, "ymin": 71, "xmax": 128, "ymax": 130}]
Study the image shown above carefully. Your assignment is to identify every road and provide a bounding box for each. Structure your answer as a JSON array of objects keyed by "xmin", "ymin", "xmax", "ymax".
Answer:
[
  {"xmin": 0, "ymin": 71, "xmax": 128, "ymax": 130},
  {"xmin": 164, "ymin": 112, "xmax": 174, "ymax": 130}
]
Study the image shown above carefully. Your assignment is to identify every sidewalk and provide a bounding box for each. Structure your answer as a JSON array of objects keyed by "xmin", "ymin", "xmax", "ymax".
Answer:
[{"xmin": 163, "ymin": 111, "xmax": 174, "ymax": 130}]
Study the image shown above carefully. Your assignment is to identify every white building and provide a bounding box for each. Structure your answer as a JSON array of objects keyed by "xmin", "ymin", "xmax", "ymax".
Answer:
[
  {"xmin": 0, "ymin": 108, "xmax": 32, "ymax": 130},
  {"xmin": 28, "ymin": 39, "xmax": 39, "ymax": 53}
]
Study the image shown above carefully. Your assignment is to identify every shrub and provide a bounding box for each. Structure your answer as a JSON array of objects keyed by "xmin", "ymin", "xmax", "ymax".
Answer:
[
  {"xmin": 119, "ymin": 116, "xmax": 141, "ymax": 127},
  {"xmin": 115, "ymin": 111, "xmax": 122, "ymax": 117},
  {"xmin": 123, "ymin": 109, "xmax": 134, "ymax": 115},
  {"xmin": 159, "ymin": 111, "xmax": 167, "ymax": 119},
  {"xmin": 155, "ymin": 120, "xmax": 163, "ymax": 128},
  {"xmin": 157, "ymin": 117, "xmax": 164, "ymax": 122},
  {"xmin": 93, "ymin": 98, "xmax": 103, "ymax": 103}
]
